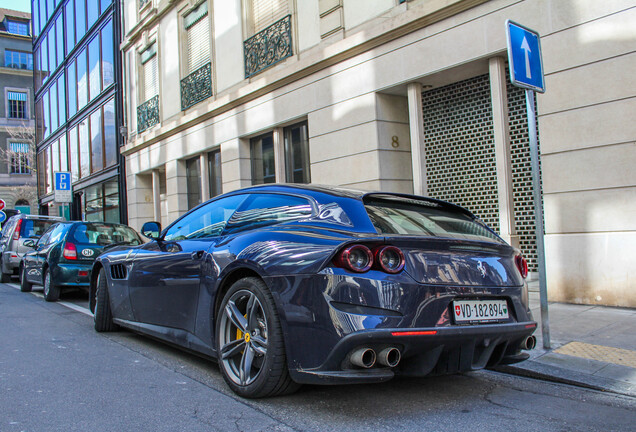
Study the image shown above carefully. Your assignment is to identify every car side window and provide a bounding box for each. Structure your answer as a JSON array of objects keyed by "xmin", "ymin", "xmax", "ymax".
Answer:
[
  {"xmin": 163, "ymin": 194, "xmax": 248, "ymax": 241},
  {"xmin": 37, "ymin": 231, "xmax": 52, "ymax": 247},
  {"xmin": 48, "ymin": 225, "xmax": 67, "ymax": 244},
  {"xmin": 224, "ymin": 193, "xmax": 314, "ymax": 233}
]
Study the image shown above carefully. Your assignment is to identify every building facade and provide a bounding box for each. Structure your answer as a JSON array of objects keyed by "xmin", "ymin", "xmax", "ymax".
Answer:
[
  {"xmin": 0, "ymin": 9, "xmax": 37, "ymax": 215},
  {"xmin": 120, "ymin": 0, "xmax": 636, "ymax": 308},
  {"xmin": 32, "ymin": 0, "xmax": 126, "ymax": 223}
]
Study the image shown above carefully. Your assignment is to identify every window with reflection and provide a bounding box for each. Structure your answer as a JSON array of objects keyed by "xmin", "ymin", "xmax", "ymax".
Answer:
[
  {"xmin": 208, "ymin": 149, "xmax": 222, "ymax": 198},
  {"xmin": 4, "ymin": 50, "xmax": 33, "ymax": 70},
  {"xmin": 67, "ymin": 62, "xmax": 77, "ymax": 118},
  {"xmin": 103, "ymin": 99, "xmax": 117, "ymax": 167},
  {"xmin": 6, "ymin": 20, "xmax": 29, "ymax": 36},
  {"xmin": 77, "ymin": 48, "xmax": 88, "ymax": 110},
  {"xmin": 251, "ymin": 133, "xmax": 275, "ymax": 185},
  {"xmin": 79, "ymin": 118, "xmax": 90, "ymax": 178},
  {"xmin": 284, "ymin": 121, "xmax": 310, "ymax": 183},
  {"xmin": 75, "ymin": 0, "xmax": 86, "ymax": 42},
  {"xmin": 88, "ymin": 36, "xmax": 101, "ymax": 101},
  {"xmin": 164, "ymin": 194, "xmax": 248, "ymax": 241},
  {"xmin": 68, "ymin": 126, "xmax": 79, "ymax": 182},
  {"xmin": 84, "ymin": 179, "xmax": 120, "ymax": 223},
  {"xmin": 90, "ymin": 109, "xmax": 103, "ymax": 173},
  {"xmin": 101, "ymin": 20, "xmax": 114, "ymax": 89},
  {"xmin": 186, "ymin": 156, "xmax": 201, "ymax": 210},
  {"xmin": 65, "ymin": 1, "xmax": 75, "ymax": 54},
  {"xmin": 57, "ymin": 74, "xmax": 66, "ymax": 125}
]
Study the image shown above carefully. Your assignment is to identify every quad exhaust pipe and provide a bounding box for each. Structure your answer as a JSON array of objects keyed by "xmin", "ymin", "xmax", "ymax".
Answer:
[
  {"xmin": 522, "ymin": 335, "xmax": 537, "ymax": 350},
  {"xmin": 350, "ymin": 347, "xmax": 402, "ymax": 368}
]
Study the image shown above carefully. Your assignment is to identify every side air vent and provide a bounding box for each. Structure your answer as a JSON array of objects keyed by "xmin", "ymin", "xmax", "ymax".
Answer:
[{"xmin": 110, "ymin": 264, "xmax": 128, "ymax": 280}]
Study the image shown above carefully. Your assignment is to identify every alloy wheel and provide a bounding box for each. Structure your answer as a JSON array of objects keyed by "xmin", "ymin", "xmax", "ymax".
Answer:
[{"xmin": 218, "ymin": 289, "xmax": 269, "ymax": 386}]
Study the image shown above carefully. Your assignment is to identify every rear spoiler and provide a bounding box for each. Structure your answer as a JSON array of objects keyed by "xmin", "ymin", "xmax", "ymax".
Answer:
[{"xmin": 362, "ymin": 193, "xmax": 477, "ymax": 219}]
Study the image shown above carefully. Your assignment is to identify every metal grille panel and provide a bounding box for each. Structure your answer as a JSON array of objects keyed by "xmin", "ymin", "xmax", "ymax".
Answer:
[
  {"xmin": 422, "ymin": 74, "xmax": 500, "ymax": 231},
  {"xmin": 507, "ymin": 80, "xmax": 542, "ymax": 272}
]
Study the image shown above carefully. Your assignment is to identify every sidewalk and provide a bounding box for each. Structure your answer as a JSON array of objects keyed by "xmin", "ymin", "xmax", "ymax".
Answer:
[{"xmin": 496, "ymin": 282, "xmax": 636, "ymax": 398}]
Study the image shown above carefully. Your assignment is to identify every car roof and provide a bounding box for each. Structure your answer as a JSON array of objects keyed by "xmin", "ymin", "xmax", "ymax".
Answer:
[{"xmin": 227, "ymin": 184, "xmax": 476, "ymax": 219}]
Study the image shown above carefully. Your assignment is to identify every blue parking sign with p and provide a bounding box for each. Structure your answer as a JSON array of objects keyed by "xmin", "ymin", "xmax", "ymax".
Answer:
[
  {"xmin": 55, "ymin": 172, "xmax": 71, "ymax": 191},
  {"xmin": 506, "ymin": 20, "xmax": 545, "ymax": 93}
]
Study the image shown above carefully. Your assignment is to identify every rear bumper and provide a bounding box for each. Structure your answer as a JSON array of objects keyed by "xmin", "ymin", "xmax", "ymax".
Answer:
[
  {"xmin": 290, "ymin": 321, "xmax": 537, "ymax": 385},
  {"xmin": 52, "ymin": 263, "xmax": 92, "ymax": 289}
]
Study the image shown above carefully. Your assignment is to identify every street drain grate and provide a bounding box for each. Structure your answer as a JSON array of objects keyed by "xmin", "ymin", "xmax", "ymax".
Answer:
[{"xmin": 554, "ymin": 342, "xmax": 636, "ymax": 368}]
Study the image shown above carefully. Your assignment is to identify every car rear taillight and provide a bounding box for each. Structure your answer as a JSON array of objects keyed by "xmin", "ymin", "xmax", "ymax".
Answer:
[
  {"xmin": 63, "ymin": 242, "xmax": 78, "ymax": 260},
  {"xmin": 13, "ymin": 219, "xmax": 22, "ymax": 241},
  {"xmin": 515, "ymin": 255, "xmax": 528, "ymax": 279},
  {"xmin": 334, "ymin": 244, "xmax": 406, "ymax": 274},
  {"xmin": 334, "ymin": 245, "xmax": 373, "ymax": 273},
  {"xmin": 374, "ymin": 246, "xmax": 405, "ymax": 274}
]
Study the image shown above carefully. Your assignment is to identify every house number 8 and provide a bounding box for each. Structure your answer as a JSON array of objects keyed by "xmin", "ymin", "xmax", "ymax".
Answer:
[{"xmin": 391, "ymin": 136, "xmax": 399, "ymax": 148}]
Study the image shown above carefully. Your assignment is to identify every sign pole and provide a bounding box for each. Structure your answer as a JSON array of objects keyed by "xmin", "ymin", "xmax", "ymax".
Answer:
[{"xmin": 525, "ymin": 89, "xmax": 550, "ymax": 349}]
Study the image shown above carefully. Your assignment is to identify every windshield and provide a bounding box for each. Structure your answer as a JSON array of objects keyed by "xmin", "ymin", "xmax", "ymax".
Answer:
[
  {"xmin": 364, "ymin": 198, "xmax": 501, "ymax": 242},
  {"xmin": 72, "ymin": 223, "xmax": 142, "ymax": 246}
]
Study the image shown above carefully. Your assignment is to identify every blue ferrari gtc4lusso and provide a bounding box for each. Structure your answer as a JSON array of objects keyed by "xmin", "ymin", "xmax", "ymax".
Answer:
[{"xmin": 90, "ymin": 184, "xmax": 536, "ymax": 398}]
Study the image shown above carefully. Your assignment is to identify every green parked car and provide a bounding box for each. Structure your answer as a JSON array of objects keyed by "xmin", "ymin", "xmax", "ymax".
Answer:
[{"xmin": 20, "ymin": 221, "xmax": 143, "ymax": 301}]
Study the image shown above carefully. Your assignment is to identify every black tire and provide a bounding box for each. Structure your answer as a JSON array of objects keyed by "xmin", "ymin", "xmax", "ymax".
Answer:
[
  {"xmin": 43, "ymin": 269, "xmax": 60, "ymax": 302},
  {"xmin": 94, "ymin": 268, "xmax": 117, "ymax": 332},
  {"xmin": 216, "ymin": 277, "xmax": 299, "ymax": 398},
  {"xmin": 20, "ymin": 266, "xmax": 32, "ymax": 292}
]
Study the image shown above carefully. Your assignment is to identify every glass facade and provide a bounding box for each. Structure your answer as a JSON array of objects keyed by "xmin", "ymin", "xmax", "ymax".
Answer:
[{"xmin": 33, "ymin": 0, "xmax": 124, "ymax": 223}]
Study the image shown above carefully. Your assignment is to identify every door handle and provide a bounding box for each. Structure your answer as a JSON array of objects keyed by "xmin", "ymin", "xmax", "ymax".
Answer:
[{"xmin": 191, "ymin": 250, "xmax": 205, "ymax": 260}]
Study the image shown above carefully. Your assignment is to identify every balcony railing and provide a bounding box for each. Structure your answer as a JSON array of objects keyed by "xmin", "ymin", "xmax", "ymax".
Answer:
[
  {"xmin": 180, "ymin": 62, "xmax": 213, "ymax": 111},
  {"xmin": 137, "ymin": 95, "xmax": 159, "ymax": 133},
  {"xmin": 139, "ymin": 0, "xmax": 150, "ymax": 10},
  {"xmin": 243, "ymin": 15, "xmax": 292, "ymax": 79}
]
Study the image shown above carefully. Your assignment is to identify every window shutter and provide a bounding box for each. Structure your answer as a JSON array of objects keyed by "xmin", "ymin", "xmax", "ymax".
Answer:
[
  {"xmin": 141, "ymin": 44, "xmax": 158, "ymax": 101},
  {"xmin": 7, "ymin": 91, "xmax": 27, "ymax": 102},
  {"xmin": 185, "ymin": 3, "xmax": 210, "ymax": 74},
  {"xmin": 252, "ymin": 0, "xmax": 289, "ymax": 34}
]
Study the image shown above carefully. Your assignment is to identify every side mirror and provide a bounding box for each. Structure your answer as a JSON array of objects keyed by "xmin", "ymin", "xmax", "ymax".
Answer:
[
  {"xmin": 141, "ymin": 221, "xmax": 162, "ymax": 240},
  {"xmin": 23, "ymin": 239, "xmax": 36, "ymax": 248}
]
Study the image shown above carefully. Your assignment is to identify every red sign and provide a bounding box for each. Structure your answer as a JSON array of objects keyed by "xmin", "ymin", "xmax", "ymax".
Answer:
[{"xmin": 0, "ymin": 199, "xmax": 5, "ymax": 211}]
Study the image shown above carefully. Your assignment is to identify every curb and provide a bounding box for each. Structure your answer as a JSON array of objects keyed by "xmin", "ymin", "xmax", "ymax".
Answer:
[{"xmin": 494, "ymin": 362, "xmax": 636, "ymax": 398}]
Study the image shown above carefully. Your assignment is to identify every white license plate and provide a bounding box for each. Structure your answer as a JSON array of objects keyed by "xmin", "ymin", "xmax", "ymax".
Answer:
[{"xmin": 453, "ymin": 299, "xmax": 508, "ymax": 323}]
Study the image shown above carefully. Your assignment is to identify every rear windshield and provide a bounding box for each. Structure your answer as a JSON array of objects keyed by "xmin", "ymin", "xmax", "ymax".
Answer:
[
  {"xmin": 21, "ymin": 219, "xmax": 57, "ymax": 238},
  {"xmin": 364, "ymin": 198, "xmax": 501, "ymax": 242},
  {"xmin": 72, "ymin": 223, "xmax": 142, "ymax": 246}
]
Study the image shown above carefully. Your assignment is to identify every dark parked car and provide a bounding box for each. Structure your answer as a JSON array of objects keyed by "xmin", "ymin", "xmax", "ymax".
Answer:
[
  {"xmin": 0, "ymin": 214, "xmax": 63, "ymax": 282},
  {"xmin": 90, "ymin": 185, "xmax": 536, "ymax": 398},
  {"xmin": 21, "ymin": 221, "xmax": 143, "ymax": 301}
]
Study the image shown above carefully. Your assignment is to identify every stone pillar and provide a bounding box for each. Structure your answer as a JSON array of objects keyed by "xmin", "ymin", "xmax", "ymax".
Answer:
[
  {"xmin": 273, "ymin": 127, "xmax": 286, "ymax": 182},
  {"xmin": 407, "ymin": 82, "xmax": 427, "ymax": 196},
  {"xmin": 200, "ymin": 153, "xmax": 210, "ymax": 201},
  {"xmin": 152, "ymin": 169, "xmax": 161, "ymax": 221},
  {"xmin": 489, "ymin": 56, "xmax": 518, "ymax": 247},
  {"xmin": 165, "ymin": 159, "xmax": 188, "ymax": 223}
]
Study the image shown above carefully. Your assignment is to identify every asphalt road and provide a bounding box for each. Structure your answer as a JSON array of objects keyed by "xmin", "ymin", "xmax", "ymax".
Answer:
[{"xmin": 1, "ymin": 282, "xmax": 635, "ymax": 432}]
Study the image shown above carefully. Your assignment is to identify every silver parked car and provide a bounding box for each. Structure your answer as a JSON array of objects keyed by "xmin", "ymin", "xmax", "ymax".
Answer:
[{"xmin": 0, "ymin": 214, "xmax": 63, "ymax": 282}]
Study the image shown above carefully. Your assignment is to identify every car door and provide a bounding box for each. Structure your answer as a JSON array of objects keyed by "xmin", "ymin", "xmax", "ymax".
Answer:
[
  {"xmin": 128, "ymin": 194, "xmax": 247, "ymax": 333},
  {"xmin": 24, "ymin": 226, "xmax": 54, "ymax": 284}
]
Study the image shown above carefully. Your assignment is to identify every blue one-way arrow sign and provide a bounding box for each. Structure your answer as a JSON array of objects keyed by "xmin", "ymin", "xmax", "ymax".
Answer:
[{"xmin": 506, "ymin": 20, "xmax": 545, "ymax": 93}]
